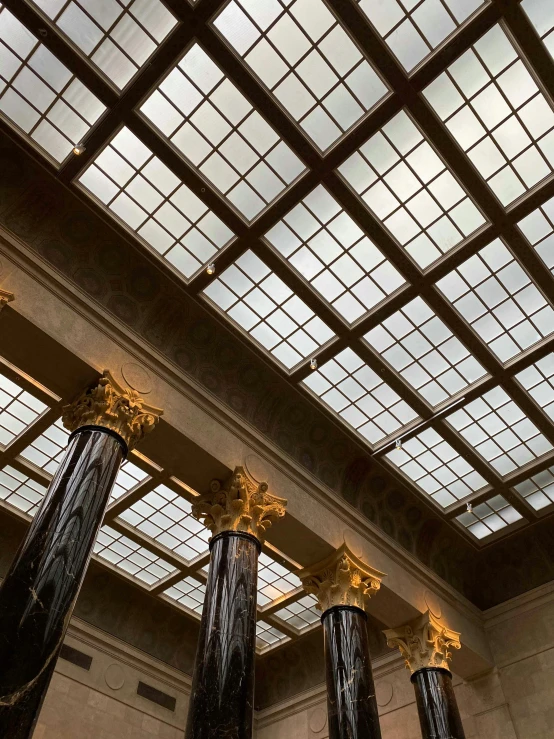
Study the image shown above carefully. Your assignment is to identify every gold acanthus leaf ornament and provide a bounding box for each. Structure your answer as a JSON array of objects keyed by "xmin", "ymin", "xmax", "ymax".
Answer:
[
  {"xmin": 192, "ymin": 467, "xmax": 287, "ymax": 543},
  {"xmin": 384, "ymin": 610, "xmax": 461, "ymax": 674},
  {"xmin": 62, "ymin": 370, "xmax": 162, "ymax": 450},
  {"xmin": 298, "ymin": 543, "xmax": 386, "ymax": 613},
  {"xmin": 0, "ymin": 289, "xmax": 14, "ymax": 310}
]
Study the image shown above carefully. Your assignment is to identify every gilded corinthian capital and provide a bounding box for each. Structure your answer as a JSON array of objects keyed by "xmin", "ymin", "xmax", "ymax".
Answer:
[
  {"xmin": 192, "ymin": 467, "xmax": 287, "ymax": 543},
  {"xmin": 0, "ymin": 289, "xmax": 14, "ymax": 310},
  {"xmin": 62, "ymin": 370, "xmax": 162, "ymax": 450},
  {"xmin": 384, "ymin": 610, "xmax": 461, "ymax": 673},
  {"xmin": 298, "ymin": 543, "xmax": 385, "ymax": 613}
]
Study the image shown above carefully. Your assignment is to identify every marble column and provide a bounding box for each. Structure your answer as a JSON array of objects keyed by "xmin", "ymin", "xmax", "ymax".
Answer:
[
  {"xmin": 185, "ymin": 468, "xmax": 287, "ymax": 739},
  {"xmin": 385, "ymin": 611, "xmax": 466, "ymax": 739},
  {"xmin": 299, "ymin": 544, "xmax": 386, "ymax": 739},
  {"xmin": 0, "ymin": 370, "xmax": 161, "ymax": 738}
]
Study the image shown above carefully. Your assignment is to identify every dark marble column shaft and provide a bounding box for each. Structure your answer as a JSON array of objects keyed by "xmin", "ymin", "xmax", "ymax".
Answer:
[
  {"xmin": 184, "ymin": 531, "xmax": 259, "ymax": 739},
  {"xmin": 0, "ymin": 426, "xmax": 125, "ymax": 738},
  {"xmin": 322, "ymin": 605, "xmax": 382, "ymax": 739},
  {"xmin": 411, "ymin": 668, "xmax": 466, "ymax": 739}
]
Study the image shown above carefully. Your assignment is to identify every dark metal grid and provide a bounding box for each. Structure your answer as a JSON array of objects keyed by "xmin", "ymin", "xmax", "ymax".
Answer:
[{"xmin": 0, "ymin": 0, "xmax": 553, "ymax": 545}]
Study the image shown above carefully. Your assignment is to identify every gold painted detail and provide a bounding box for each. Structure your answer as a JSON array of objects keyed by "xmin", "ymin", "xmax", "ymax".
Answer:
[
  {"xmin": 192, "ymin": 466, "xmax": 287, "ymax": 543},
  {"xmin": 384, "ymin": 610, "xmax": 461, "ymax": 673},
  {"xmin": 62, "ymin": 370, "xmax": 162, "ymax": 450},
  {"xmin": 0, "ymin": 289, "xmax": 14, "ymax": 310},
  {"xmin": 298, "ymin": 543, "xmax": 385, "ymax": 613}
]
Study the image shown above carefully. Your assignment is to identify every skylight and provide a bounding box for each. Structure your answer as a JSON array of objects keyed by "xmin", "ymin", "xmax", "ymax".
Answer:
[
  {"xmin": 212, "ymin": 0, "xmax": 388, "ymax": 151},
  {"xmin": 264, "ymin": 185, "xmax": 405, "ymax": 324},
  {"xmin": 0, "ymin": 5, "xmax": 105, "ymax": 164},
  {"xmin": 29, "ymin": 0, "xmax": 176, "ymax": 90},
  {"xmin": 424, "ymin": 24, "xmax": 554, "ymax": 206},
  {"xmin": 516, "ymin": 354, "xmax": 554, "ymax": 423},
  {"xmin": 436, "ymin": 239, "xmax": 554, "ymax": 363},
  {"xmin": 385, "ymin": 427, "xmax": 487, "ymax": 507},
  {"xmin": 203, "ymin": 249, "xmax": 335, "ymax": 371},
  {"xmin": 517, "ymin": 194, "xmax": 554, "ymax": 275},
  {"xmin": 303, "ymin": 347, "xmax": 419, "ymax": 446},
  {"xmin": 164, "ymin": 576, "xmax": 206, "ymax": 615},
  {"xmin": 521, "ymin": 0, "xmax": 554, "ymax": 61},
  {"xmin": 256, "ymin": 619, "xmax": 288, "ymax": 649},
  {"xmin": 0, "ymin": 374, "xmax": 47, "ymax": 447},
  {"xmin": 139, "ymin": 43, "xmax": 306, "ymax": 222},
  {"xmin": 0, "ymin": 465, "xmax": 47, "ymax": 517},
  {"xmin": 364, "ymin": 296, "xmax": 487, "ymax": 407},
  {"xmin": 78, "ymin": 127, "xmax": 235, "ymax": 281},
  {"xmin": 447, "ymin": 387, "xmax": 553, "ymax": 476},
  {"xmin": 513, "ymin": 464, "xmax": 554, "ymax": 511},
  {"xmin": 257, "ymin": 552, "xmax": 301, "ymax": 606},
  {"xmin": 274, "ymin": 594, "xmax": 320, "ymax": 631},
  {"xmin": 338, "ymin": 110, "xmax": 486, "ymax": 269},
  {"xmin": 93, "ymin": 525, "xmax": 177, "ymax": 586},
  {"xmin": 117, "ymin": 484, "xmax": 211, "ymax": 562},
  {"xmin": 456, "ymin": 494, "xmax": 523, "ymax": 539},
  {"xmin": 357, "ymin": 0, "xmax": 487, "ymax": 72}
]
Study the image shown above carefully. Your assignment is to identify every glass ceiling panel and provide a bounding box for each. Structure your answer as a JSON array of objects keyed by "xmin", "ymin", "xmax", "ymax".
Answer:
[
  {"xmin": 117, "ymin": 483, "xmax": 211, "ymax": 563},
  {"xmin": 256, "ymin": 619, "xmax": 288, "ymax": 649},
  {"xmin": 517, "ymin": 194, "xmax": 554, "ymax": 276},
  {"xmin": 338, "ymin": 110, "xmax": 486, "ymax": 270},
  {"xmin": 93, "ymin": 525, "xmax": 177, "ymax": 586},
  {"xmin": 436, "ymin": 239, "xmax": 554, "ymax": 363},
  {"xmin": 521, "ymin": 0, "xmax": 554, "ymax": 61},
  {"xmin": 164, "ymin": 576, "xmax": 206, "ymax": 615},
  {"xmin": 0, "ymin": 373, "xmax": 47, "ymax": 448},
  {"xmin": 456, "ymin": 494, "xmax": 523, "ymax": 539},
  {"xmin": 203, "ymin": 249, "xmax": 336, "ymax": 371},
  {"xmin": 264, "ymin": 185, "xmax": 405, "ymax": 324},
  {"xmin": 516, "ymin": 354, "xmax": 554, "ymax": 424},
  {"xmin": 303, "ymin": 347, "xmax": 419, "ymax": 446},
  {"xmin": 513, "ymin": 464, "xmax": 554, "ymax": 511},
  {"xmin": 385, "ymin": 427, "xmax": 488, "ymax": 507},
  {"xmin": 139, "ymin": 43, "xmax": 306, "ymax": 223},
  {"xmin": 212, "ymin": 0, "xmax": 389, "ymax": 152},
  {"xmin": 0, "ymin": 465, "xmax": 47, "ymax": 517},
  {"xmin": 0, "ymin": 4, "xmax": 105, "ymax": 164},
  {"xmin": 78, "ymin": 127, "xmax": 235, "ymax": 282},
  {"xmin": 447, "ymin": 387, "xmax": 553, "ymax": 476},
  {"xmin": 274, "ymin": 593, "xmax": 320, "ymax": 631},
  {"xmin": 257, "ymin": 551, "xmax": 301, "ymax": 606},
  {"xmin": 424, "ymin": 24, "xmax": 554, "ymax": 206},
  {"xmin": 28, "ymin": 0, "xmax": 176, "ymax": 90},
  {"xmin": 363, "ymin": 296, "xmax": 488, "ymax": 408},
  {"xmin": 357, "ymin": 0, "xmax": 487, "ymax": 73}
]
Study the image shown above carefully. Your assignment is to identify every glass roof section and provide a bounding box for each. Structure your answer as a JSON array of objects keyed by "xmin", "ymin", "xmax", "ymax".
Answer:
[
  {"xmin": 274, "ymin": 594, "xmax": 320, "ymax": 631},
  {"xmin": 424, "ymin": 24, "xmax": 554, "ymax": 206},
  {"xmin": 117, "ymin": 483, "xmax": 211, "ymax": 563},
  {"xmin": 363, "ymin": 296, "xmax": 487, "ymax": 407},
  {"xmin": 0, "ymin": 374, "xmax": 47, "ymax": 448},
  {"xmin": 303, "ymin": 347, "xmax": 419, "ymax": 446},
  {"xmin": 212, "ymin": 0, "xmax": 389, "ymax": 151},
  {"xmin": 337, "ymin": 110, "xmax": 486, "ymax": 269},
  {"xmin": 163, "ymin": 576, "xmax": 206, "ymax": 615},
  {"xmin": 357, "ymin": 0, "xmax": 487, "ymax": 73},
  {"xmin": 257, "ymin": 551, "xmax": 301, "ymax": 606},
  {"xmin": 385, "ymin": 427, "xmax": 488, "ymax": 507},
  {"xmin": 29, "ymin": 0, "xmax": 176, "ymax": 90},
  {"xmin": 0, "ymin": 5, "xmax": 105, "ymax": 164},
  {"xmin": 436, "ymin": 239, "xmax": 554, "ymax": 363},
  {"xmin": 513, "ymin": 464, "xmax": 554, "ymax": 511},
  {"xmin": 456, "ymin": 494, "xmax": 523, "ymax": 539},
  {"xmin": 521, "ymin": 0, "xmax": 554, "ymax": 61},
  {"xmin": 203, "ymin": 249, "xmax": 335, "ymax": 371},
  {"xmin": 517, "ymin": 195, "xmax": 554, "ymax": 276},
  {"xmin": 0, "ymin": 465, "xmax": 47, "ymax": 517},
  {"xmin": 447, "ymin": 387, "xmax": 553, "ymax": 476},
  {"xmin": 139, "ymin": 43, "xmax": 306, "ymax": 222},
  {"xmin": 516, "ymin": 354, "xmax": 554, "ymax": 424},
  {"xmin": 256, "ymin": 619, "xmax": 288, "ymax": 650},
  {"xmin": 93, "ymin": 525, "xmax": 177, "ymax": 586},
  {"xmin": 264, "ymin": 185, "xmax": 405, "ymax": 324},
  {"xmin": 78, "ymin": 127, "xmax": 235, "ymax": 281}
]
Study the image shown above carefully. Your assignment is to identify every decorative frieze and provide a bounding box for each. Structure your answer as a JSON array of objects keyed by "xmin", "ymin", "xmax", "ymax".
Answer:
[{"xmin": 384, "ymin": 610, "xmax": 461, "ymax": 673}]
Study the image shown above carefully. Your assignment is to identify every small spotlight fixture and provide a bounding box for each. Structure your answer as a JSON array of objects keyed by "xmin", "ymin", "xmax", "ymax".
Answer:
[
  {"xmin": 467, "ymin": 502, "xmax": 473, "ymax": 513},
  {"xmin": 309, "ymin": 358, "xmax": 318, "ymax": 370},
  {"xmin": 206, "ymin": 263, "xmax": 215, "ymax": 275},
  {"xmin": 72, "ymin": 143, "xmax": 86, "ymax": 155},
  {"xmin": 395, "ymin": 438, "xmax": 402, "ymax": 451}
]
